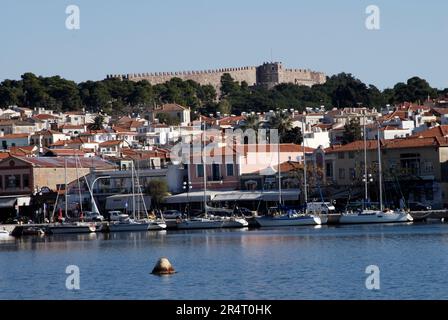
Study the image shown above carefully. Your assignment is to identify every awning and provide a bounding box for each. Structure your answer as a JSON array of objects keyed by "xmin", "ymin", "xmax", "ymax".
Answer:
[
  {"xmin": 213, "ymin": 192, "xmax": 263, "ymax": 202},
  {"xmin": 164, "ymin": 191, "xmax": 214, "ymax": 204},
  {"xmin": 262, "ymin": 190, "xmax": 300, "ymax": 201},
  {"xmin": 0, "ymin": 198, "xmax": 17, "ymax": 208}
]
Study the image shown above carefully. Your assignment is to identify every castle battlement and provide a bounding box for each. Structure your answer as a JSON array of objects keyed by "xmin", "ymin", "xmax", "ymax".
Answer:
[{"xmin": 106, "ymin": 62, "xmax": 325, "ymax": 91}]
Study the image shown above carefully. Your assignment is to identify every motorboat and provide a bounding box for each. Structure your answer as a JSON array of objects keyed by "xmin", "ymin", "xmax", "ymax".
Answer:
[{"xmin": 47, "ymin": 222, "xmax": 96, "ymax": 234}]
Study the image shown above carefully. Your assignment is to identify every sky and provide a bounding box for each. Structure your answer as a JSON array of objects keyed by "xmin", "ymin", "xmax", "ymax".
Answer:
[{"xmin": 0, "ymin": 0, "xmax": 447, "ymax": 89}]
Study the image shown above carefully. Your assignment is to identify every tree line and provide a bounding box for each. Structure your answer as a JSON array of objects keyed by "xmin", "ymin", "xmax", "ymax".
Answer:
[{"xmin": 0, "ymin": 71, "xmax": 446, "ymax": 116}]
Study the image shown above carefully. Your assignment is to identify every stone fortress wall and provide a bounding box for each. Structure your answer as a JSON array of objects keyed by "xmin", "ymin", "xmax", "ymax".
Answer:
[{"xmin": 106, "ymin": 62, "xmax": 326, "ymax": 92}]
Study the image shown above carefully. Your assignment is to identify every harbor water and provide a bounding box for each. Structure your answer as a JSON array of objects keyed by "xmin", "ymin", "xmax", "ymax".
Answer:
[{"xmin": 1, "ymin": 222, "xmax": 448, "ymax": 299}]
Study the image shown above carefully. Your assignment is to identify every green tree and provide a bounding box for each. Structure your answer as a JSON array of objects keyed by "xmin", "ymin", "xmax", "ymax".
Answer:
[
  {"xmin": 342, "ymin": 118, "xmax": 362, "ymax": 144},
  {"xmin": 217, "ymin": 99, "xmax": 232, "ymax": 115},
  {"xmin": 88, "ymin": 115, "xmax": 105, "ymax": 130},
  {"xmin": 282, "ymin": 127, "xmax": 303, "ymax": 144},
  {"xmin": 156, "ymin": 113, "xmax": 180, "ymax": 126},
  {"xmin": 145, "ymin": 179, "xmax": 169, "ymax": 209},
  {"xmin": 268, "ymin": 112, "xmax": 293, "ymax": 139},
  {"xmin": 220, "ymin": 73, "xmax": 240, "ymax": 98},
  {"xmin": 240, "ymin": 114, "xmax": 260, "ymax": 131}
]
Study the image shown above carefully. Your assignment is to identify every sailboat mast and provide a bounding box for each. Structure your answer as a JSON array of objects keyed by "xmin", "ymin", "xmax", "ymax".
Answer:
[
  {"xmin": 377, "ymin": 125, "xmax": 383, "ymax": 211},
  {"xmin": 302, "ymin": 120, "xmax": 308, "ymax": 211},
  {"xmin": 64, "ymin": 157, "xmax": 68, "ymax": 217},
  {"xmin": 278, "ymin": 129, "xmax": 282, "ymax": 206},
  {"xmin": 363, "ymin": 114, "xmax": 368, "ymax": 210},
  {"xmin": 131, "ymin": 160, "xmax": 136, "ymax": 219},
  {"xmin": 202, "ymin": 120, "xmax": 208, "ymax": 216}
]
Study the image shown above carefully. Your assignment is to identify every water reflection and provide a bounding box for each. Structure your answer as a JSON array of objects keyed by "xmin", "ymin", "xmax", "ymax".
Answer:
[{"xmin": 1, "ymin": 223, "xmax": 448, "ymax": 299}]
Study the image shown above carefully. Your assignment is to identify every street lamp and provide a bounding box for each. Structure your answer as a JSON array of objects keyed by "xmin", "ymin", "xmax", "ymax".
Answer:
[
  {"xmin": 183, "ymin": 181, "xmax": 192, "ymax": 216},
  {"xmin": 90, "ymin": 175, "xmax": 111, "ymax": 212}
]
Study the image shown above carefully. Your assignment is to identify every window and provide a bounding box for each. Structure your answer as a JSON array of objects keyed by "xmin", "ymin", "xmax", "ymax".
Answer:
[
  {"xmin": 197, "ymin": 164, "xmax": 204, "ymax": 177},
  {"xmin": 11, "ymin": 143, "xmax": 15, "ymax": 147},
  {"xmin": 339, "ymin": 168, "xmax": 345, "ymax": 180},
  {"xmin": 226, "ymin": 164, "xmax": 234, "ymax": 176},
  {"xmin": 338, "ymin": 152, "xmax": 345, "ymax": 159},
  {"xmin": 423, "ymin": 161, "xmax": 434, "ymax": 174},
  {"xmin": 6, "ymin": 175, "xmax": 20, "ymax": 189},
  {"xmin": 212, "ymin": 163, "xmax": 221, "ymax": 181},
  {"xmin": 1, "ymin": 141, "xmax": 6, "ymax": 149},
  {"xmin": 22, "ymin": 174, "xmax": 30, "ymax": 188},
  {"xmin": 325, "ymin": 162, "xmax": 333, "ymax": 178},
  {"xmin": 0, "ymin": 176, "xmax": 2, "ymax": 189},
  {"xmin": 348, "ymin": 151, "xmax": 355, "ymax": 159}
]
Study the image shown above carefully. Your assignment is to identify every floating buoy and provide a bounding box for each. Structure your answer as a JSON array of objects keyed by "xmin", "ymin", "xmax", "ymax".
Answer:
[{"xmin": 151, "ymin": 257, "xmax": 175, "ymax": 275}]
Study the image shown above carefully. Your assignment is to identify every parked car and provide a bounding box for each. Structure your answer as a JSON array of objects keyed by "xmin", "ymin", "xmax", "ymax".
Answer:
[
  {"xmin": 83, "ymin": 211, "xmax": 104, "ymax": 222},
  {"xmin": 162, "ymin": 210, "xmax": 183, "ymax": 219},
  {"xmin": 109, "ymin": 211, "xmax": 129, "ymax": 221}
]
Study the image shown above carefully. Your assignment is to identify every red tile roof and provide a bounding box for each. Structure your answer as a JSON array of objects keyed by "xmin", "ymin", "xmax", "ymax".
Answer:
[
  {"xmin": 325, "ymin": 137, "xmax": 448, "ymax": 153},
  {"xmin": 0, "ymin": 156, "xmax": 118, "ymax": 169},
  {"xmin": 410, "ymin": 125, "xmax": 448, "ymax": 138},
  {"xmin": 32, "ymin": 114, "xmax": 59, "ymax": 120},
  {"xmin": 0, "ymin": 133, "xmax": 30, "ymax": 139},
  {"xmin": 99, "ymin": 140, "xmax": 123, "ymax": 147}
]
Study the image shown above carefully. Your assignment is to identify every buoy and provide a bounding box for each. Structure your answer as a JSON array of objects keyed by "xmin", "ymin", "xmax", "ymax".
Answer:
[{"xmin": 151, "ymin": 257, "xmax": 176, "ymax": 275}]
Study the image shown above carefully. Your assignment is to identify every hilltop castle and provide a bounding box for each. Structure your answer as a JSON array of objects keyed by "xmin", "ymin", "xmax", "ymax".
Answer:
[{"xmin": 106, "ymin": 62, "xmax": 326, "ymax": 92}]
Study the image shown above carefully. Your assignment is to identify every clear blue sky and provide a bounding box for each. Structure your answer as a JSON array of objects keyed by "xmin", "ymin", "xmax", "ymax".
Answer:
[{"xmin": 1, "ymin": 0, "xmax": 447, "ymax": 89}]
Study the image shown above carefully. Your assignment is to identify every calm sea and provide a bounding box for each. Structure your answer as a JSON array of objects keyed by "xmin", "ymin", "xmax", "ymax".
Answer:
[{"xmin": 1, "ymin": 222, "xmax": 448, "ymax": 300}]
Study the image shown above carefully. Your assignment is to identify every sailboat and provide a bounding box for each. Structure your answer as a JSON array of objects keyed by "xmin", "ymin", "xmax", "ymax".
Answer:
[
  {"xmin": 177, "ymin": 121, "xmax": 224, "ymax": 230},
  {"xmin": 47, "ymin": 158, "xmax": 96, "ymax": 234},
  {"xmin": 255, "ymin": 126, "xmax": 321, "ymax": 227},
  {"xmin": 339, "ymin": 121, "xmax": 413, "ymax": 224},
  {"xmin": 108, "ymin": 160, "xmax": 163, "ymax": 232}
]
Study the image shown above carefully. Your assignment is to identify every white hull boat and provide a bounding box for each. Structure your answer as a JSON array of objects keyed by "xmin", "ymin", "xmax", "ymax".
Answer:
[
  {"xmin": 48, "ymin": 223, "xmax": 96, "ymax": 234},
  {"xmin": 220, "ymin": 217, "xmax": 249, "ymax": 228},
  {"xmin": 138, "ymin": 219, "xmax": 167, "ymax": 231},
  {"xmin": 0, "ymin": 229, "xmax": 11, "ymax": 239},
  {"xmin": 108, "ymin": 221, "xmax": 150, "ymax": 232},
  {"xmin": 339, "ymin": 210, "xmax": 413, "ymax": 224},
  {"xmin": 176, "ymin": 218, "xmax": 224, "ymax": 230},
  {"xmin": 255, "ymin": 214, "xmax": 321, "ymax": 227}
]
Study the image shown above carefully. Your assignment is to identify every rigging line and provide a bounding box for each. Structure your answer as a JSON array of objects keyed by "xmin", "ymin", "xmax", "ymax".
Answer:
[{"xmin": 75, "ymin": 154, "xmax": 83, "ymax": 215}]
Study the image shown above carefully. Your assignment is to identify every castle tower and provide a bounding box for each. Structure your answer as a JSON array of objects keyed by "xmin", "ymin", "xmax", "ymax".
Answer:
[{"xmin": 256, "ymin": 62, "xmax": 282, "ymax": 89}]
